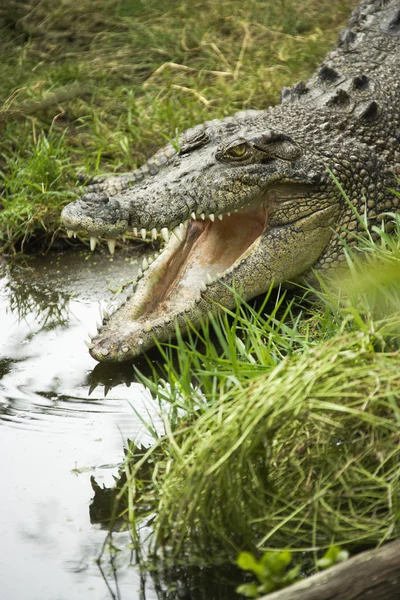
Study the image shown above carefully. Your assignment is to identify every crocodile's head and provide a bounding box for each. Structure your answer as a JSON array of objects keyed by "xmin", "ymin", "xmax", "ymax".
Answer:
[{"xmin": 62, "ymin": 112, "xmax": 342, "ymax": 362}]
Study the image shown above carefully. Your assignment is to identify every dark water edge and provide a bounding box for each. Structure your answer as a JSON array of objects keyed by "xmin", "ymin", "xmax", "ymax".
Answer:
[{"xmin": 0, "ymin": 248, "xmax": 240, "ymax": 600}]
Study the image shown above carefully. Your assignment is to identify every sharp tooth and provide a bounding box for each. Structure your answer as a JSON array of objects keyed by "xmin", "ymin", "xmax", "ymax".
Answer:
[
  {"xmin": 103, "ymin": 310, "xmax": 110, "ymax": 320},
  {"xmin": 200, "ymin": 213, "xmax": 205, "ymax": 220},
  {"xmin": 143, "ymin": 321, "xmax": 152, "ymax": 332},
  {"xmin": 206, "ymin": 274, "xmax": 213, "ymax": 285},
  {"xmin": 137, "ymin": 268, "xmax": 143, "ymax": 278},
  {"xmin": 138, "ymin": 338, "xmax": 144, "ymax": 346},
  {"xmin": 107, "ymin": 239, "xmax": 116, "ymax": 255},
  {"xmin": 218, "ymin": 214, "xmax": 223, "ymax": 220},
  {"xmin": 195, "ymin": 296, "xmax": 201, "ymax": 303},
  {"xmin": 209, "ymin": 213, "xmax": 215, "ymax": 222},
  {"xmin": 217, "ymin": 272, "xmax": 222, "ymax": 278},
  {"xmin": 142, "ymin": 257, "xmax": 149, "ymax": 270},
  {"xmin": 180, "ymin": 222, "xmax": 186, "ymax": 229},
  {"xmin": 90, "ymin": 236, "xmax": 97, "ymax": 251},
  {"xmin": 165, "ymin": 316, "xmax": 171, "ymax": 324},
  {"xmin": 88, "ymin": 331, "xmax": 96, "ymax": 339},
  {"xmin": 101, "ymin": 348, "xmax": 109, "ymax": 356},
  {"xmin": 161, "ymin": 228, "xmax": 169, "ymax": 243},
  {"xmin": 122, "ymin": 346, "xmax": 129, "ymax": 353},
  {"xmin": 133, "ymin": 227, "xmax": 138, "ymax": 236},
  {"xmin": 141, "ymin": 228, "xmax": 147, "ymax": 240},
  {"xmin": 73, "ymin": 232, "xmax": 77, "ymax": 238},
  {"xmin": 67, "ymin": 229, "xmax": 74, "ymax": 238},
  {"xmin": 151, "ymin": 228, "xmax": 158, "ymax": 240},
  {"xmin": 173, "ymin": 226, "xmax": 183, "ymax": 241},
  {"xmin": 148, "ymin": 257, "xmax": 153, "ymax": 265},
  {"xmin": 199, "ymin": 282, "xmax": 207, "ymax": 292},
  {"xmin": 191, "ymin": 212, "xmax": 196, "ymax": 220},
  {"xmin": 84, "ymin": 339, "xmax": 94, "ymax": 349},
  {"xmin": 227, "ymin": 212, "xmax": 231, "ymax": 216}
]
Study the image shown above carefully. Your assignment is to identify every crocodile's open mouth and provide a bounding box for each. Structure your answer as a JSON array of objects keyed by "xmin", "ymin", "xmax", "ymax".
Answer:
[
  {"xmin": 83, "ymin": 179, "xmax": 330, "ymax": 361},
  {"xmin": 129, "ymin": 201, "xmax": 268, "ymax": 320},
  {"xmin": 86, "ymin": 200, "xmax": 269, "ymax": 360}
]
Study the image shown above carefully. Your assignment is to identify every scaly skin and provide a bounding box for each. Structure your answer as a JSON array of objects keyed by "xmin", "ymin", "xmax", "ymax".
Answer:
[{"xmin": 62, "ymin": 0, "xmax": 400, "ymax": 362}]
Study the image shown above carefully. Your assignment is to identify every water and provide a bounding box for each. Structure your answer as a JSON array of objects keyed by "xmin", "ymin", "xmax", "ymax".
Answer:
[{"xmin": 0, "ymin": 247, "xmax": 165, "ymax": 600}]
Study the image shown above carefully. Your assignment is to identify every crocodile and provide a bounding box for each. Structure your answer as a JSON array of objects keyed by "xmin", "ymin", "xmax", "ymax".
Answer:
[{"xmin": 62, "ymin": 0, "xmax": 400, "ymax": 363}]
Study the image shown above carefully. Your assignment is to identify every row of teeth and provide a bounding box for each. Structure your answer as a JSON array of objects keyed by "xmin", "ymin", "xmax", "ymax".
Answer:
[
  {"xmin": 132, "ymin": 210, "xmax": 235, "ymax": 244},
  {"xmin": 137, "ymin": 249, "xmax": 161, "ymax": 277},
  {"xmin": 79, "ymin": 206, "xmax": 253, "ymax": 353},
  {"xmin": 83, "ymin": 265, "xmax": 226, "ymax": 353},
  {"xmin": 82, "ymin": 202, "xmax": 252, "ymax": 352},
  {"xmin": 66, "ymin": 210, "xmax": 234, "ymax": 255}
]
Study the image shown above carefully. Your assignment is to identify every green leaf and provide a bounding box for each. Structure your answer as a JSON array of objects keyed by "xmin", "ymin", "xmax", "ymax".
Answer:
[
  {"xmin": 317, "ymin": 546, "xmax": 349, "ymax": 569},
  {"xmin": 261, "ymin": 550, "xmax": 292, "ymax": 576},
  {"xmin": 336, "ymin": 550, "xmax": 350, "ymax": 563},
  {"xmin": 282, "ymin": 564, "xmax": 301, "ymax": 584},
  {"xmin": 237, "ymin": 552, "xmax": 265, "ymax": 580},
  {"xmin": 316, "ymin": 557, "xmax": 333, "ymax": 569},
  {"xmin": 260, "ymin": 580, "xmax": 279, "ymax": 594},
  {"xmin": 236, "ymin": 583, "xmax": 260, "ymax": 598},
  {"xmin": 237, "ymin": 552, "xmax": 260, "ymax": 572}
]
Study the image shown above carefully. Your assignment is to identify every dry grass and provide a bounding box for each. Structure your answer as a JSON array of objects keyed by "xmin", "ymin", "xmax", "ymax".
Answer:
[{"xmin": 0, "ymin": 0, "xmax": 354, "ymax": 251}]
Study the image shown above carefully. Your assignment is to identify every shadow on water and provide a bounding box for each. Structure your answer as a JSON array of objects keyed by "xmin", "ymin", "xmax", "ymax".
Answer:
[{"xmin": 0, "ymin": 248, "xmax": 244, "ymax": 600}]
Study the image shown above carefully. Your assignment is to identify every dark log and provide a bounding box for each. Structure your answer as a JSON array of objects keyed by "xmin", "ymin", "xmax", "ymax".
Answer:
[{"xmin": 259, "ymin": 540, "xmax": 400, "ymax": 600}]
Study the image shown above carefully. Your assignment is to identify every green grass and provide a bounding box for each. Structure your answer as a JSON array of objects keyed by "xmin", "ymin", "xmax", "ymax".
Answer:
[
  {"xmin": 113, "ymin": 214, "xmax": 400, "ymax": 566},
  {"xmin": 5, "ymin": 0, "xmax": 399, "ymax": 578},
  {"xmin": 0, "ymin": 0, "xmax": 354, "ymax": 252},
  {"xmin": 2, "ymin": 2, "xmax": 399, "ymax": 584}
]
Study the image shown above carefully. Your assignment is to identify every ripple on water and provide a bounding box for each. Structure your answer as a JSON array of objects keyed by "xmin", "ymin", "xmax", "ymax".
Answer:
[{"xmin": 0, "ymin": 250, "xmax": 163, "ymax": 440}]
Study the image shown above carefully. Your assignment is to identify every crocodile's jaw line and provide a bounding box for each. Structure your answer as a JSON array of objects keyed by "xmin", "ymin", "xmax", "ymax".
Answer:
[{"xmin": 89, "ymin": 203, "xmax": 268, "ymax": 362}]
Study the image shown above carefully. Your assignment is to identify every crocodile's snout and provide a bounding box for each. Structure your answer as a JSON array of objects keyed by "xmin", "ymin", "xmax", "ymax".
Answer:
[{"xmin": 61, "ymin": 192, "xmax": 130, "ymax": 241}]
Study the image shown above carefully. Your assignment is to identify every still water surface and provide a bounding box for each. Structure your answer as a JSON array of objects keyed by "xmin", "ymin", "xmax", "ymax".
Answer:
[{"xmin": 0, "ymin": 248, "xmax": 167, "ymax": 600}]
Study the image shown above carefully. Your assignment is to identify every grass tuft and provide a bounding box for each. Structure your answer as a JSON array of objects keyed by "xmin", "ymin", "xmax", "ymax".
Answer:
[{"xmin": 120, "ymin": 216, "xmax": 400, "ymax": 565}]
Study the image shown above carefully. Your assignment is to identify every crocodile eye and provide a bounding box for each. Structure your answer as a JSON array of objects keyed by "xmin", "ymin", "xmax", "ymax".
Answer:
[{"xmin": 225, "ymin": 142, "xmax": 249, "ymax": 159}]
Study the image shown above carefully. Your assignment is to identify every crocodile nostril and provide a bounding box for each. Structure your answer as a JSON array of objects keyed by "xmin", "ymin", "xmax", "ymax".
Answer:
[{"xmin": 81, "ymin": 192, "xmax": 110, "ymax": 204}]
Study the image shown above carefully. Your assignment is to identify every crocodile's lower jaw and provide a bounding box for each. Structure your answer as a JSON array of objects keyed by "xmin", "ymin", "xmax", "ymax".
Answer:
[{"xmin": 88, "ymin": 202, "xmax": 268, "ymax": 361}]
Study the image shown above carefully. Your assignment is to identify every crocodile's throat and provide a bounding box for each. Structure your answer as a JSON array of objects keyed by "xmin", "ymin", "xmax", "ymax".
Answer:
[
  {"xmin": 140, "ymin": 203, "xmax": 267, "ymax": 315},
  {"xmin": 89, "ymin": 202, "xmax": 268, "ymax": 361}
]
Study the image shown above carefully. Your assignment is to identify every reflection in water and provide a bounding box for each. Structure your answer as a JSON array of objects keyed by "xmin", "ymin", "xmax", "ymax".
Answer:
[
  {"xmin": 0, "ymin": 250, "xmax": 162, "ymax": 600},
  {"xmin": 5, "ymin": 263, "xmax": 71, "ymax": 327},
  {"xmin": 88, "ymin": 362, "xmax": 137, "ymax": 396},
  {"xmin": 89, "ymin": 456, "xmax": 244, "ymax": 600}
]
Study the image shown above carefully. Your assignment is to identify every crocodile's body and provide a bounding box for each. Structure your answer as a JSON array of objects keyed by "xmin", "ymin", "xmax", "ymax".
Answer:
[{"xmin": 62, "ymin": 0, "xmax": 400, "ymax": 362}]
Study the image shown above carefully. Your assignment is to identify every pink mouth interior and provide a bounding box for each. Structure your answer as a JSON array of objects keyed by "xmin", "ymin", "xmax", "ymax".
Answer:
[{"xmin": 142, "ymin": 203, "xmax": 268, "ymax": 317}]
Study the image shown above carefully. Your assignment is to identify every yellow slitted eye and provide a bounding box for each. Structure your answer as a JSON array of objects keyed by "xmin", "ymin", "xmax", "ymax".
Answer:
[{"xmin": 226, "ymin": 143, "xmax": 248, "ymax": 158}]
